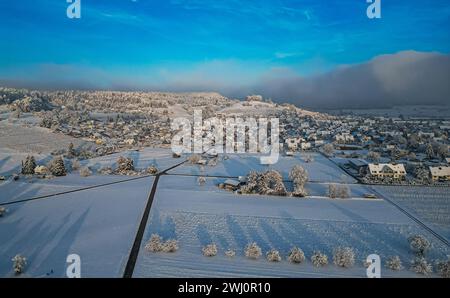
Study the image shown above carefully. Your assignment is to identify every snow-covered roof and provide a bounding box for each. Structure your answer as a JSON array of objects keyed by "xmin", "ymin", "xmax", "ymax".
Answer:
[
  {"xmin": 429, "ymin": 166, "xmax": 450, "ymax": 177},
  {"xmin": 368, "ymin": 163, "xmax": 406, "ymax": 174},
  {"xmin": 224, "ymin": 179, "xmax": 240, "ymax": 187}
]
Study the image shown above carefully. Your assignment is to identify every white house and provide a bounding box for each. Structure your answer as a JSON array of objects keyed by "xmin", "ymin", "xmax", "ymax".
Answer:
[
  {"xmin": 368, "ymin": 163, "xmax": 406, "ymax": 180},
  {"xmin": 429, "ymin": 166, "xmax": 450, "ymax": 181}
]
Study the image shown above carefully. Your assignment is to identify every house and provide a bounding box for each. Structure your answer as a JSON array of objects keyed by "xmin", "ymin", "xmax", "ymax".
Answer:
[
  {"xmin": 335, "ymin": 133, "xmax": 354, "ymax": 144},
  {"xmin": 429, "ymin": 166, "xmax": 450, "ymax": 181},
  {"xmin": 348, "ymin": 159, "xmax": 369, "ymax": 172},
  {"xmin": 223, "ymin": 179, "xmax": 240, "ymax": 191},
  {"xmin": 368, "ymin": 163, "xmax": 406, "ymax": 180}
]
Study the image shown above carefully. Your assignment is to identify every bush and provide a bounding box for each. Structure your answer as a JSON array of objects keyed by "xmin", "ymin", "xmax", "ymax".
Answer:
[
  {"xmin": 225, "ymin": 249, "xmax": 236, "ymax": 258},
  {"xmin": 21, "ymin": 155, "xmax": 36, "ymax": 175},
  {"xmin": 12, "ymin": 255, "xmax": 26, "ymax": 275},
  {"xmin": 266, "ymin": 249, "xmax": 282, "ymax": 262},
  {"xmin": 245, "ymin": 242, "xmax": 262, "ymax": 260},
  {"xmin": 436, "ymin": 259, "xmax": 450, "ymax": 278},
  {"xmin": 161, "ymin": 239, "xmax": 179, "ymax": 253},
  {"xmin": 79, "ymin": 167, "xmax": 92, "ymax": 177},
  {"xmin": 198, "ymin": 176, "xmax": 206, "ymax": 186},
  {"xmin": 287, "ymin": 247, "xmax": 305, "ymax": 264},
  {"xmin": 333, "ymin": 247, "xmax": 355, "ymax": 268},
  {"xmin": 311, "ymin": 251, "xmax": 328, "ymax": 267},
  {"xmin": 145, "ymin": 234, "xmax": 163, "ymax": 252},
  {"xmin": 117, "ymin": 156, "xmax": 134, "ymax": 173},
  {"xmin": 146, "ymin": 165, "xmax": 158, "ymax": 175},
  {"xmin": 202, "ymin": 244, "xmax": 218, "ymax": 257},
  {"xmin": 408, "ymin": 235, "xmax": 431, "ymax": 256},
  {"xmin": 411, "ymin": 257, "xmax": 432, "ymax": 275},
  {"xmin": 71, "ymin": 159, "xmax": 81, "ymax": 171},
  {"xmin": 386, "ymin": 256, "xmax": 403, "ymax": 271},
  {"xmin": 49, "ymin": 156, "xmax": 66, "ymax": 176},
  {"xmin": 99, "ymin": 167, "xmax": 113, "ymax": 175},
  {"xmin": 328, "ymin": 184, "xmax": 350, "ymax": 199}
]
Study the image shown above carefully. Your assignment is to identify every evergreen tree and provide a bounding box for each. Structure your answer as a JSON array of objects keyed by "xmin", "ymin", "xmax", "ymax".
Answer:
[
  {"xmin": 21, "ymin": 156, "xmax": 36, "ymax": 175},
  {"xmin": 49, "ymin": 156, "xmax": 66, "ymax": 176}
]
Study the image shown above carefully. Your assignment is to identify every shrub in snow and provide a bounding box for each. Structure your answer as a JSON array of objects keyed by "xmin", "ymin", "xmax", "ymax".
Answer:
[
  {"xmin": 245, "ymin": 242, "xmax": 262, "ymax": 260},
  {"xmin": 99, "ymin": 167, "xmax": 113, "ymax": 175},
  {"xmin": 187, "ymin": 154, "xmax": 201, "ymax": 164},
  {"xmin": 12, "ymin": 255, "xmax": 26, "ymax": 275},
  {"xmin": 436, "ymin": 259, "xmax": 450, "ymax": 278},
  {"xmin": 71, "ymin": 159, "xmax": 81, "ymax": 171},
  {"xmin": 386, "ymin": 256, "xmax": 403, "ymax": 271},
  {"xmin": 288, "ymin": 247, "xmax": 305, "ymax": 264},
  {"xmin": 49, "ymin": 156, "xmax": 67, "ymax": 176},
  {"xmin": 0, "ymin": 206, "xmax": 6, "ymax": 217},
  {"xmin": 161, "ymin": 239, "xmax": 179, "ymax": 253},
  {"xmin": 225, "ymin": 249, "xmax": 236, "ymax": 258},
  {"xmin": 408, "ymin": 235, "xmax": 431, "ymax": 256},
  {"xmin": 411, "ymin": 257, "xmax": 432, "ymax": 275},
  {"xmin": 67, "ymin": 142, "xmax": 76, "ymax": 158},
  {"xmin": 145, "ymin": 234, "xmax": 163, "ymax": 252},
  {"xmin": 289, "ymin": 165, "xmax": 308, "ymax": 197},
  {"xmin": 328, "ymin": 184, "xmax": 350, "ymax": 199},
  {"xmin": 34, "ymin": 165, "xmax": 50, "ymax": 175},
  {"xmin": 79, "ymin": 167, "xmax": 92, "ymax": 177},
  {"xmin": 117, "ymin": 156, "xmax": 134, "ymax": 173},
  {"xmin": 198, "ymin": 176, "xmax": 206, "ymax": 186},
  {"xmin": 146, "ymin": 165, "xmax": 158, "ymax": 175},
  {"xmin": 202, "ymin": 244, "xmax": 218, "ymax": 257},
  {"xmin": 333, "ymin": 247, "xmax": 355, "ymax": 268},
  {"xmin": 266, "ymin": 249, "xmax": 281, "ymax": 262},
  {"xmin": 311, "ymin": 251, "xmax": 328, "ymax": 267},
  {"xmin": 21, "ymin": 156, "xmax": 36, "ymax": 175}
]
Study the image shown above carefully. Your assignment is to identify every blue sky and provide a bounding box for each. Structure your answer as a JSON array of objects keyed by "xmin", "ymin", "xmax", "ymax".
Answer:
[{"xmin": 0, "ymin": 0, "xmax": 449, "ymax": 92}]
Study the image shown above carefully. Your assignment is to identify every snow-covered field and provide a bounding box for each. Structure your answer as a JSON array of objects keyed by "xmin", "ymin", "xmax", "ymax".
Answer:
[
  {"xmin": 133, "ymin": 175, "xmax": 449, "ymax": 278},
  {"xmin": 372, "ymin": 186, "xmax": 450, "ymax": 241},
  {"xmin": 0, "ymin": 177, "xmax": 153, "ymax": 277},
  {"xmin": 168, "ymin": 152, "xmax": 357, "ymax": 183},
  {"xmin": 1, "ymin": 148, "xmax": 449, "ymax": 278}
]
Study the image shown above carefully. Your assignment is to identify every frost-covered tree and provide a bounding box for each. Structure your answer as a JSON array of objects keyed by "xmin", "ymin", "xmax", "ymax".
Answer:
[
  {"xmin": 198, "ymin": 176, "xmax": 206, "ymax": 186},
  {"xmin": 408, "ymin": 235, "xmax": 431, "ymax": 256},
  {"xmin": 145, "ymin": 234, "xmax": 163, "ymax": 252},
  {"xmin": 21, "ymin": 155, "xmax": 36, "ymax": 175},
  {"xmin": 322, "ymin": 143, "xmax": 334, "ymax": 157},
  {"xmin": 289, "ymin": 165, "xmax": 308, "ymax": 197},
  {"xmin": 386, "ymin": 256, "xmax": 403, "ymax": 271},
  {"xmin": 245, "ymin": 242, "xmax": 262, "ymax": 259},
  {"xmin": 67, "ymin": 142, "xmax": 76, "ymax": 158},
  {"xmin": 202, "ymin": 244, "xmax": 218, "ymax": 257},
  {"xmin": 12, "ymin": 255, "xmax": 26, "ymax": 275},
  {"xmin": 425, "ymin": 143, "xmax": 435, "ymax": 159},
  {"xmin": 367, "ymin": 151, "xmax": 381, "ymax": 162},
  {"xmin": 161, "ymin": 239, "xmax": 179, "ymax": 253},
  {"xmin": 79, "ymin": 167, "xmax": 92, "ymax": 177},
  {"xmin": 266, "ymin": 249, "xmax": 282, "ymax": 262},
  {"xmin": 241, "ymin": 170, "xmax": 287, "ymax": 196},
  {"xmin": 49, "ymin": 156, "xmax": 66, "ymax": 176},
  {"xmin": 411, "ymin": 257, "xmax": 432, "ymax": 275},
  {"xmin": 333, "ymin": 247, "xmax": 355, "ymax": 268},
  {"xmin": 311, "ymin": 251, "xmax": 328, "ymax": 267},
  {"xmin": 117, "ymin": 156, "xmax": 134, "ymax": 173},
  {"xmin": 225, "ymin": 249, "xmax": 236, "ymax": 258},
  {"xmin": 71, "ymin": 159, "xmax": 81, "ymax": 171},
  {"xmin": 436, "ymin": 259, "xmax": 450, "ymax": 278},
  {"xmin": 328, "ymin": 184, "xmax": 350, "ymax": 199},
  {"xmin": 287, "ymin": 247, "xmax": 305, "ymax": 264},
  {"xmin": 146, "ymin": 165, "xmax": 158, "ymax": 175}
]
